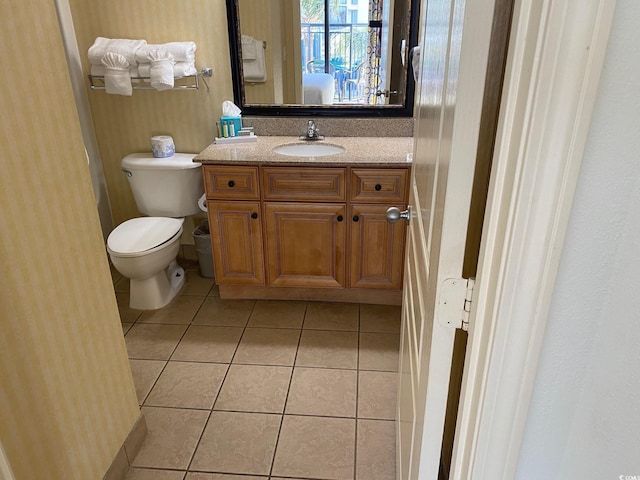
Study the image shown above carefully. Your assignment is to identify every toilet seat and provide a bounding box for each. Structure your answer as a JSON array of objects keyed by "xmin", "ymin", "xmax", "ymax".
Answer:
[{"xmin": 107, "ymin": 217, "xmax": 184, "ymax": 257}]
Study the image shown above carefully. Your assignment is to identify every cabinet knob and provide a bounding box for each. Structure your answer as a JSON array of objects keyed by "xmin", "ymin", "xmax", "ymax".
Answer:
[
  {"xmin": 337, "ymin": 215, "xmax": 343, "ymax": 222},
  {"xmin": 386, "ymin": 206, "xmax": 410, "ymax": 224},
  {"xmin": 352, "ymin": 215, "xmax": 359, "ymax": 222},
  {"xmin": 375, "ymin": 184, "xmax": 382, "ymax": 191},
  {"xmin": 228, "ymin": 180, "xmax": 235, "ymax": 188},
  {"xmin": 251, "ymin": 212, "xmax": 258, "ymax": 219}
]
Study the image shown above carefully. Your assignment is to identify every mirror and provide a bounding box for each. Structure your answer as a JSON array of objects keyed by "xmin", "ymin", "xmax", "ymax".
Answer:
[{"xmin": 226, "ymin": 0, "xmax": 420, "ymax": 116}]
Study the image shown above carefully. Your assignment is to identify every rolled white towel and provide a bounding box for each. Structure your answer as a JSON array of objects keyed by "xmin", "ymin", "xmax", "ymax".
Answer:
[
  {"xmin": 148, "ymin": 49, "xmax": 175, "ymax": 91},
  {"xmin": 101, "ymin": 52, "xmax": 133, "ymax": 96},
  {"xmin": 138, "ymin": 62, "xmax": 197, "ymax": 79},
  {"xmin": 136, "ymin": 42, "xmax": 196, "ymax": 64},
  {"xmin": 88, "ymin": 37, "xmax": 146, "ymax": 66}
]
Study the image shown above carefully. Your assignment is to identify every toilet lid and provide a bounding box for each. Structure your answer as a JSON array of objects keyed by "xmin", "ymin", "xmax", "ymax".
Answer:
[{"xmin": 107, "ymin": 217, "xmax": 183, "ymax": 254}]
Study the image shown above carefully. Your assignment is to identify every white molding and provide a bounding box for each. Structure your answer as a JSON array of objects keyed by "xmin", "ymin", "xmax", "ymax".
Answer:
[
  {"xmin": 54, "ymin": 0, "xmax": 113, "ymax": 240},
  {"xmin": 0, "ymin": 441, "xmax": 15, "ymax": 480},
  {"xmin": 450, "ymin": 0, "xmax": 616, "ymax": 479}
]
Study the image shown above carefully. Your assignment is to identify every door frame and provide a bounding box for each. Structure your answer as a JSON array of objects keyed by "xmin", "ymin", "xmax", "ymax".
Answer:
[
  {"xmin": 450, "ymin": 0, "xmax": 616, "ymax": 478},
  {"xmin": 0, "ymin": 441, "xmax": 15, "ymax": 480}
]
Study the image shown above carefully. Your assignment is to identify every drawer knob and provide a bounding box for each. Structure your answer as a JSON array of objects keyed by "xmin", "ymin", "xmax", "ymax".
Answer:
[
  {"xmin": 251, "ymin": 212, "xmax": 258, "ymax": 219},
  {"xmin": 337, "ymin": 215, "xmax": 344, "ymax": 222},
  {"xmin": 353, "ymin": 215, "xmax": 359, "ymax": 222},
  {"xmin": 228, "ymin": 180, "xmax": 235, "ymax": 188},
  {"xmin": 375, "ymin": 184, "xmax": 382, "ymax": 191}
]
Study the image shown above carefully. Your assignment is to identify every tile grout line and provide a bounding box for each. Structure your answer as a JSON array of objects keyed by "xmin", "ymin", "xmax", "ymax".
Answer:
[
  {"xmin": 132, "ymin": 292, "xmax": 222, "ymax": 473},
  {"xmin": 137, "ymin": 294, "xmax": 211, "ymax": 407},
  {"xmin": 123, "ymin": 294, "xmax": 400, "ymax": 478},
  {"xmin": 267, "ymin": 301, "xmax": 308, "ymax": 478},
  {"xmin": 353, "ymin": 304, "xmax": 361, "ymax": 480},
  {"xmin": 184, "ymin": 297, "xmax": 258, "ymax": 473}
]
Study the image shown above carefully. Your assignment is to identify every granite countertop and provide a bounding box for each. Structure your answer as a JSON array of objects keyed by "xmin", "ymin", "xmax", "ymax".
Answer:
[{"xmin": 194, "ymin": 136, "xmax": 413, "ymax": 166}]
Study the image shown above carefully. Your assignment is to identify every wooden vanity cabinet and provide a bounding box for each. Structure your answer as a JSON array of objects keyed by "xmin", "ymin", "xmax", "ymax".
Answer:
[
  {"xmin": 262, "ymin": 166, "xmax": 347, "ymax": 288},
  {"xmin": 204, "ymin": 165, "xmax": 264, "ymax": 285},
  {"xmin": 203, "ymin": 164, "xmax": 409, "ymax": 304},
  {"xmin": 349, "ymin": 204, "xmax": 405, "ymax": 289},
  {"xmin": 207, "ymin": 201, "xmax": 265, "ymax": 285},
  {"xmin": 348, "ymin": 168, "xmax": 409, "ymax": 290},
  {"xmin": 264, "ymin": 202, "xmax": 346, "ymax": 288}
]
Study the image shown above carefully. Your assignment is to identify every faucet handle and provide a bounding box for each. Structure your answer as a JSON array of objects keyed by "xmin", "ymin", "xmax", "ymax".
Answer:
[
  {"xmin": 301, "ymin": 119, "xmax": 324, "ymax": 140},
  {"xmin": 307, "ymin": 119, "xmax": 317, "ymax": 133}
]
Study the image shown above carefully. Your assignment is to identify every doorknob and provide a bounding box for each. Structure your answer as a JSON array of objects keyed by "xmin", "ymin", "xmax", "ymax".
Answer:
[
  {"xmin": 375, "ymin": 89, "xmax": 399, "ymax": 97},
  {"xmin": 386, "ymin": 206, "xmax": 410, "ymax": 224}
]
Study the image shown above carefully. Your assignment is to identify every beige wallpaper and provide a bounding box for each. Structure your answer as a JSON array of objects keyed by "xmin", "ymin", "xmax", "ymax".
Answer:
[
  {"xmin": 239, "ymin": 0, "xmax": 279, "ymax": 104},
  {"xmin": 69, "ymin": 0, "xmax": 234, "ymax": 225},
  {"xmin": 238, "ymin": 0, "xmax": 301, "ymax": 105},
  {"xmin": 0, "ymin": 1, "xmax": 140, "ymax": 479}
]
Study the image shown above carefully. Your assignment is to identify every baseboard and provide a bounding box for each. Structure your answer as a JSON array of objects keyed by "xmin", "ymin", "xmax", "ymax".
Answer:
[
  {"xmin": 219, "ymin": 284, "xmax": 402, "ymax": 305},
  {"xmin": 102, "ymin": 413, "xmax": 147, "ymax": 480}
]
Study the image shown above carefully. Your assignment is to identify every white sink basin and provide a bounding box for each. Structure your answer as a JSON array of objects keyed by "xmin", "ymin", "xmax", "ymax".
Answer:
[{"xmin": 273, "ymin": 142, "xmax": 345, "ymax": 157}]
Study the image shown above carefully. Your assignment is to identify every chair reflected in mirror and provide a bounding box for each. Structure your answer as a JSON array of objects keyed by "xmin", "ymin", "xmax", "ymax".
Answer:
[
  {"xmin": 343, "ymin": 62, "xmax": 367, "ymax": 102},
  {"xmin": 306, "ymin": 60, "xmax": 344, "ymax": 101}
]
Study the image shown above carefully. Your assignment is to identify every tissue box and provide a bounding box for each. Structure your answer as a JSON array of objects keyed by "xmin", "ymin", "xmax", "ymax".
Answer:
[{"xmin": 221, "ymin": 116, "xmax": 242, "ymax": 137}]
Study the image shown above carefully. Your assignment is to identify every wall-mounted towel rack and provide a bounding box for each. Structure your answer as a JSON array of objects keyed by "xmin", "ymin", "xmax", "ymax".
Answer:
[{"xmin": 88, "ymin": 67, "xmax": 213, "ymax": 92}]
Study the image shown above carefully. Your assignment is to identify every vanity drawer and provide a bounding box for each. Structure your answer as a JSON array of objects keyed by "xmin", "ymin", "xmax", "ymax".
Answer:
[
  {"xmin": 204, "ymin": 165, "xmax": 259, "ymax": 200},
  {"xmin": 262, "ymin": 166, "xmax": 346, "ymax": 202},
  {"xmin": 350, "ymin": 168, "xmax": 409, "ymax": 204}
]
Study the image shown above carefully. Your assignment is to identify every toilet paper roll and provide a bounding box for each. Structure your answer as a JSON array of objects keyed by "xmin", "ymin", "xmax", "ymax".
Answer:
[
  {"xmin": 151, "ymin": 135, "xmax": 175, "ymax": 158},
  {"xmin": 197, "ymin": 193, "xmax": 208, "ymax": 212}
]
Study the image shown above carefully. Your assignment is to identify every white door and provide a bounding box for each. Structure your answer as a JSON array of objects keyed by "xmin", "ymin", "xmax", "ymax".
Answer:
[{"xmin": 396, "ymin": 0, "xmax": 497, "ymax": 477}]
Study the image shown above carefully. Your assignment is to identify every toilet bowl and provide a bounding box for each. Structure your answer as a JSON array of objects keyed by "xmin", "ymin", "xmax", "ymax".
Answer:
[
  {"xmin": 107, "ymin": 153, "xmax": 204, "ymax": 310},
  {"xmin": 108, "ymin": 217, "xmax": 186, "ymax": 310}
]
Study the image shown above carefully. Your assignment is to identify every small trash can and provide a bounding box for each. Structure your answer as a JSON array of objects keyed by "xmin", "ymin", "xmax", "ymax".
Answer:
[{"xmin": 192, "ymin": 220, "xmax": 215, "ymax": 278}]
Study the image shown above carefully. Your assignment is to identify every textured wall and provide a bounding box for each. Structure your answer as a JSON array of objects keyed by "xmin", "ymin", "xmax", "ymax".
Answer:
[
  {"xmin": 515, "ymin": 0, "xmax": 640, "ymax": 478},
  {"xmin": 69, "ymin": 0, "xmax": 234, "ymax": 225},
  {"xmin": 239, "ymin": 0, "xmax": 304, "ymax": 105},
  {"xmin": 0, "ymin": 0, "xmax": 140, "ymax": 479},
  {"xmin": 238, "ymin": 0, "xmax": 279, "ymax": 104}
]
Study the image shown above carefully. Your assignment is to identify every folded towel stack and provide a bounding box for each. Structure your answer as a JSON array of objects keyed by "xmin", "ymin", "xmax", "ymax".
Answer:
[
  {"xmin": 88, "ymin": 38, "xmax": 198, "ymax": 94},
  {"xmin": 136, "ymin": 42, "xmax": 198, "ymax": 81},
  {"xmin": 137, "ymin": 63, "xmax": 198, "ymax": 79},
  {"xmin": 135, "ymin": 42, "xmax": 196, "ymax": 64},
  {"xmin": 90, "ymin": 65, "xmax": 139, "ymax": 78},
  {"xmin": 88, "ymin": 37, "xmax": 146, "ymax": 67},
  {"xmin": 241, "ymin": 35, "xmax": 266, "ymax": 83}
]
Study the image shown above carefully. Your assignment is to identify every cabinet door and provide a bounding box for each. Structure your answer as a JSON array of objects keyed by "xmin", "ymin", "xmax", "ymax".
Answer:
[
  {"xmin": 349, "ymin": 204, "xmax": 406, "ymax": 289},
  {"xmin": 264, "ymin": 203, "xmax": 346, "ymax": 288},
  {"xmin": 208, "ymin": 201, "xmax": 264, "ymax": 285}
]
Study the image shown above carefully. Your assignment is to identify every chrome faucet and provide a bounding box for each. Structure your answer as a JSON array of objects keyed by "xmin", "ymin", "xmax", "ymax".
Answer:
[{"xmin": 301, "ymin": 119, "xmax": 324, "ymax": 140}]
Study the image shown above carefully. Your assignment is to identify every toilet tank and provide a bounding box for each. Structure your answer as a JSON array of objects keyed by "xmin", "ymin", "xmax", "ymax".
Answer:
[{"xmin": 122, "ymin": 153, "xmax": 204, "ymax": 217}]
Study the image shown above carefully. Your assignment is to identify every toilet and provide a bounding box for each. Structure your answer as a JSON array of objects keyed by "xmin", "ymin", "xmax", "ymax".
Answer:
[{"xmin": 107, "ymin": 153, "xmax": 204, "ymax": 310}]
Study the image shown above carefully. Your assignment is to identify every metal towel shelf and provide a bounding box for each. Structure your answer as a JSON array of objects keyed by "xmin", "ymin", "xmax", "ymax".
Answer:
[{"xmin": 88, "ymin": 67, "xmax": 213, "ymax": 92}]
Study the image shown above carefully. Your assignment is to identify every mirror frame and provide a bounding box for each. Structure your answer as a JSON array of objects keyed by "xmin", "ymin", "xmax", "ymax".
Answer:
[{"xmin": 225, "ymin": 0, "xmax": 420, "ymax": 117}]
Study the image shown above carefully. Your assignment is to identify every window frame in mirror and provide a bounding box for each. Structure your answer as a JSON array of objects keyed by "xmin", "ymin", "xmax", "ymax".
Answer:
[{"xmin": 225, "ymin": 0, "xmax": 420, "ymax": 117}]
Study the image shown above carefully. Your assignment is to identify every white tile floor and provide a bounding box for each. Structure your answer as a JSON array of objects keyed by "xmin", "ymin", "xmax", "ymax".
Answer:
[{"xmin": 115, "ymin": 263, "xmax": 400, "ymax": 480}]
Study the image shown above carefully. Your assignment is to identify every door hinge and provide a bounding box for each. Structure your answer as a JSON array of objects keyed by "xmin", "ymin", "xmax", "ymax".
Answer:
[
  {"xmin": 437, "ymin": 277, "xmax": 475, "ymax": 331},
  {"xmin": 462, "ymin": 277, "xmax": 475, "ymax": 331}
]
